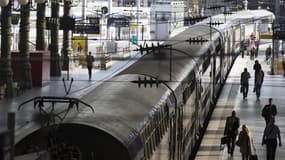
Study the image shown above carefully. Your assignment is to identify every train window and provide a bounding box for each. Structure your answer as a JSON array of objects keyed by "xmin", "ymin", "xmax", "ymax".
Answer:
[
  {"xmin": 163, "ymin": 115, "xmax": 167, "ymax": 134},
  {"xmin": 157, "ymin": 111, "xmax": 163, "ymax": 140},
  {"xmin": 145, "ymin": 125, "xmax": 149, "ymax": 143},
  {"xmin": 160, "ymin": 108, "xmax": 164, "ymax": 133},
  {"xmin": 185, "ymin": 71, "xmax": 195, "ymax": 83},
  {"xmin": 142, "ymin": 129, "xmax": 149, "ymax": 158},
  {"xmin": 149, "ymin": 122, "xmax": 154, "ymax": 154},
  {"xmin": 152, "ymin": 120, "xmax": 156, "ymax": 149},
  {"xmin": 169, "ymin": 93, "xmax": 175, "ymax": 105},
  {"xmin": 202, "ymin": 56, "xmax": 210, "ymax": 73},
  {"xmin": 146, "ymin": 125, "xmax": 152, "ymax": 158},
  {"xmin": 215, "ymin": 71, "xmax": 221, "ymax": 84},
  {"xmin": 141, "ymin": 130, "xmax": 146, "ymax": 143},
  {"xmin": 189, "ymin": 80, "xmax": 195, "ymax": 94},
  {"xmin": 146, "ymin": 141, "xmax": 150, "ymax": 159},
  {"xmin": 164, "ymin": 105, "xmax": 169, "ymax": 131},
  {"xmin": 159, "ymin": 110, "xmax": 163, "ymax": 140},
  {"xmin": 182, "ymin": 71, "xmax": 195, "ymax": 104},
  {"xmin": 161, "ymin": 106, "xmax": 165, "ymax": 132}
]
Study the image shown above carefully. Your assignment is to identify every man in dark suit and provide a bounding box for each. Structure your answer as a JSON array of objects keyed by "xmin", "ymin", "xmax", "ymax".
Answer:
[
  {"xmin": 262, "ymin": 98, "xmax": 277, "ymax": 125},
  {"xmin": 241, "ymin": 68, "xmax": 251, "ymax": 99},
  {"xmin": 224, "ymin": 110, "xmax": 240, "ymax": 157}
]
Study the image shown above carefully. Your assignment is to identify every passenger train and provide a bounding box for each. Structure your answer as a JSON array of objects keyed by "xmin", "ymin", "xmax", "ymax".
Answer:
[{"xmin": 14, "ymin": 9, "xmax": 274, "ymax": 160}]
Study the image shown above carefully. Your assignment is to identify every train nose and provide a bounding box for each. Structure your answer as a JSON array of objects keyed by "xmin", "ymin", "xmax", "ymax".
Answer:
[{"xmin": 15, "ymin": 123, "xmax": 130, "ymax": 160}]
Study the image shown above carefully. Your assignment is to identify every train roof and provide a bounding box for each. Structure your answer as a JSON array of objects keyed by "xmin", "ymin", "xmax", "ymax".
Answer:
[
  {"xmin": 121, "ymin": 24, "xmax": 220, "ymax": 82},
  {"xmin": 57, "ymin": 24, "xmax": 222, "ymax": 159},
  {"xmin": 64, "ymin": 74, "xmax": 170, "ymax": 158},
  {"xmin": 198, "ymin": 9, "xmax": 274, "ymax": 31}
]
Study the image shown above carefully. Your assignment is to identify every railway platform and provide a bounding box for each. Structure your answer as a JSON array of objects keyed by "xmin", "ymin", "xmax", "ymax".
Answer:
[
  {"xmin": 0, "ymin": 42, "xmax": 141, "ymax": 131},
  {"xmin": 195, "ymin": 41, "xmax": 285, "ymax": 160}
]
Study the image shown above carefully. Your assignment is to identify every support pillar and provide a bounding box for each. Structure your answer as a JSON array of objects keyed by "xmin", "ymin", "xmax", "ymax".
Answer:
[
  {"xmin": 36, "ymin": 2, "xmax": 46, "ymax": 50},
  {"xmin": 61, "ymin": 0, "xmax": 72, "ymax": 80},
  {"xmin": 19, "ymin": 3, "xmax": 32, "ymax": 89},
  {"xmin": 136, "ymin": 0, "xmax": 140, "ymax": 41},
  {"xmin": 50, "ymin": 0, "xmax": 61, "ymax": 76},
  {"xmin": 0, "ymin": 0, "xmax": 14, "ymax": 97}
]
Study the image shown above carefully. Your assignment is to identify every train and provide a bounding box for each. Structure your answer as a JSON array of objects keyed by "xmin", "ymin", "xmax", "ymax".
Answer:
[{"xmin": 14, "ymin": 9, "xmax": 274, "ymax": 160}]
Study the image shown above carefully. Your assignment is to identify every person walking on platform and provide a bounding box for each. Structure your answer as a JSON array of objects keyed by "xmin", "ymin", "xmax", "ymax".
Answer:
[
  {"xmin": 254, "ymin": 39, "xmax": 260, "ymax": 58},
  {"xmin": 241, "ymin": 68, "xmax": 251, "ymax": 99},
  {"xmin": 253, "ymin": 60, "xmax": 261, "ymax": 72},
  {"xmin": 262, "ymin": 98, "xmax": 277, "ymax": 125},
  {"xmin": 224, "ymin": 110, "xmax": 240, "ymax": 157},
  {"xmin": 240, "ymin": 40, "xmax": 246, "ymax": 58},
  {"xmin": 262, "ymin": 118, "xmax": 282, "ymax": 160},
  {"xmin": 86, "ymin": 52, "xmax": 95, "ymax": 81},
  {"xmin": 282, "ymin": 51, "xmax": 285, "ymax": 76},
  {"xmin": 77, "ymin": 42, "xmax": 83, "ymax": 54},
  {"xmin": 266, "ymin": 45, "xmax": 272, "ymax": 65},
  {"xmin": 250, "ymin": 47, "xmax": 255, "ymax": 60},
  {"xmin": 254, "ymin": 69, "xmax": 264, "ymax": 99},
  {"xmin": 236, "ymin": 124, "xmax": 256, "ymax": 160}
]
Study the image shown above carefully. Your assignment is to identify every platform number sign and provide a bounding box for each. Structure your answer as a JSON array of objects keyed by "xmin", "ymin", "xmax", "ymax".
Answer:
[
  {"xmin": 74, "ymin": 17, "xmax": 100, "ymax": 34},
  {"xmin": 132, "ymin": 35, "xmax": 138, "ymax": 45},
  {"xmin": 89, "ymin": 17, "xmax": 100, "ymax": 24}
]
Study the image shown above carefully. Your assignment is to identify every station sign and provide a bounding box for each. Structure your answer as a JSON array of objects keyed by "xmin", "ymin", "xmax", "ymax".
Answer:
[
  {"xmin": 130, "ymin": 24, "xmax": 138, "ymax": 28},
  {"xmin": 59, "ymin": 16, "xmax": 75, "ymax": 30},
  {"xmin": 46, "ymin": 17, "xmax": 75, "ymax": 30},
  {"xmin": 107, "ymin": 17, "xmax": 130, "ymax": 27},
  {"xmin": 74, "ymin": 23, "xmax": 100, "ymax": 34},
  {"xmin": 46, "ymin": 17, "xmax": 59, "ymax": 29},
  {"xmin": 260, "ymin": 34, "xmax": 272, "ymax": 39},
  {"xmin": 88, "ymin": 17, "xmax": 100, "ymax": 24},
  {"xmin": 73, "ymin": 17, "xmax": 101, "ymax": 34},
  {"xmin": 116, "ymin": 21, "xmax": 130, "ymax": 27}
]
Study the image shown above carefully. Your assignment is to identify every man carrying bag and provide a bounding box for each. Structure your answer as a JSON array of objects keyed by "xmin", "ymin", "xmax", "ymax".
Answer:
[{"xmin": 224, "ymin": 110, "xmax": 240, "ymax": 157}]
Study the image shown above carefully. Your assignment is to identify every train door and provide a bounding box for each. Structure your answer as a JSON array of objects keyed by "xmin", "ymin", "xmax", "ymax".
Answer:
[
  {"xmin": 216, "ymin": 41, "xmax": 223, "ymax": 87},
  {"xmin": 181, "ymin": 71, "xmax": 196, "ymax": 159},
  {"xmin": 231, "ymin": 27, "xmax": 236, "ymax": 60},
  {"xmin": 169, "ymin": 114, "xmax": 175, "ymax": 160},
  {"xmin": 211, "ymin": 47, "xmax": 216, "ymax": 102},
  {"xmin": 212, "ymin": 46, "xmax": 221, "ymax": 100},
  {"xmin": 167, "ymin": 90, "xmax": 183, "ymax": 160},
  {"xmin": 224, "ymin": 31, "xmax": 231, "ymax": 71},
  {"xmin": 193, "ymin": 68, "xmax": 202, "ymax": 143},
  {"xmin": 219, "ymin": 38, "xmax": 226, "ymax": 83}
]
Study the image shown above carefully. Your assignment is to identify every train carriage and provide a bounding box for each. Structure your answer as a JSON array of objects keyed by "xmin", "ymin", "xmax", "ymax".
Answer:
[{"xmin": 14, "ymin": 9, "xmax": 274, "ymax": 160}]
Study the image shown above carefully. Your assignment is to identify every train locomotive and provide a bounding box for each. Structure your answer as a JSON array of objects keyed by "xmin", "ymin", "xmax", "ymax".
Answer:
[{"xmin": 14, "ymin": 9, "xmax": 274, "ymax": 160}]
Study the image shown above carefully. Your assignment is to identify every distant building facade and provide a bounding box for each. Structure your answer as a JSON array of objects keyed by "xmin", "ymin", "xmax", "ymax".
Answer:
[{"xmin": 150, "ymin": 0, "xmax": 184, "ymax": 40}]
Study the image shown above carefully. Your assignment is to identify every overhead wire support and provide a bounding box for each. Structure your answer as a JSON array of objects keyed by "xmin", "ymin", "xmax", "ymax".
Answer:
[
  {"xmin": 131, "ymin": 76, "xmax": 168, "ymax": 88},
  {"xmin": 184, "ymin": 16, "xmax": 209, "ymax": 24},
  {"xmin": 186, "ymin": 37, "xmax": 209, "ymax": 45},
  {"xmin": 135, "ymin": 43, "xmax": 172, "ymax": 55},
  {"xmin": 134, "ymin": 43, "xmax": 173, "ymax": 81},
  {"xmin": 206, "ymin": 5, "xmax": 226, "ymax": 10},
  {"xmin": 62, "ymin": 77, "xmax": 74, "ymax": 95},
  {"xmin": 207, "ymin": 17, "xmax": 224, "ymax": 41},
  {"xmin": 18, "ymin": 96, "xmax": 94, "ymax": 112},
  {"xmin": 223, "ymin": 11, "xmax": 233, "ymax": 16},
  {"xmin": 17, "ymin": 96, "xmax": 94, "ymax": 126},
  {"xmin": 207, "ymin": 21, "xmax": 224, "ymax": 27}
]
